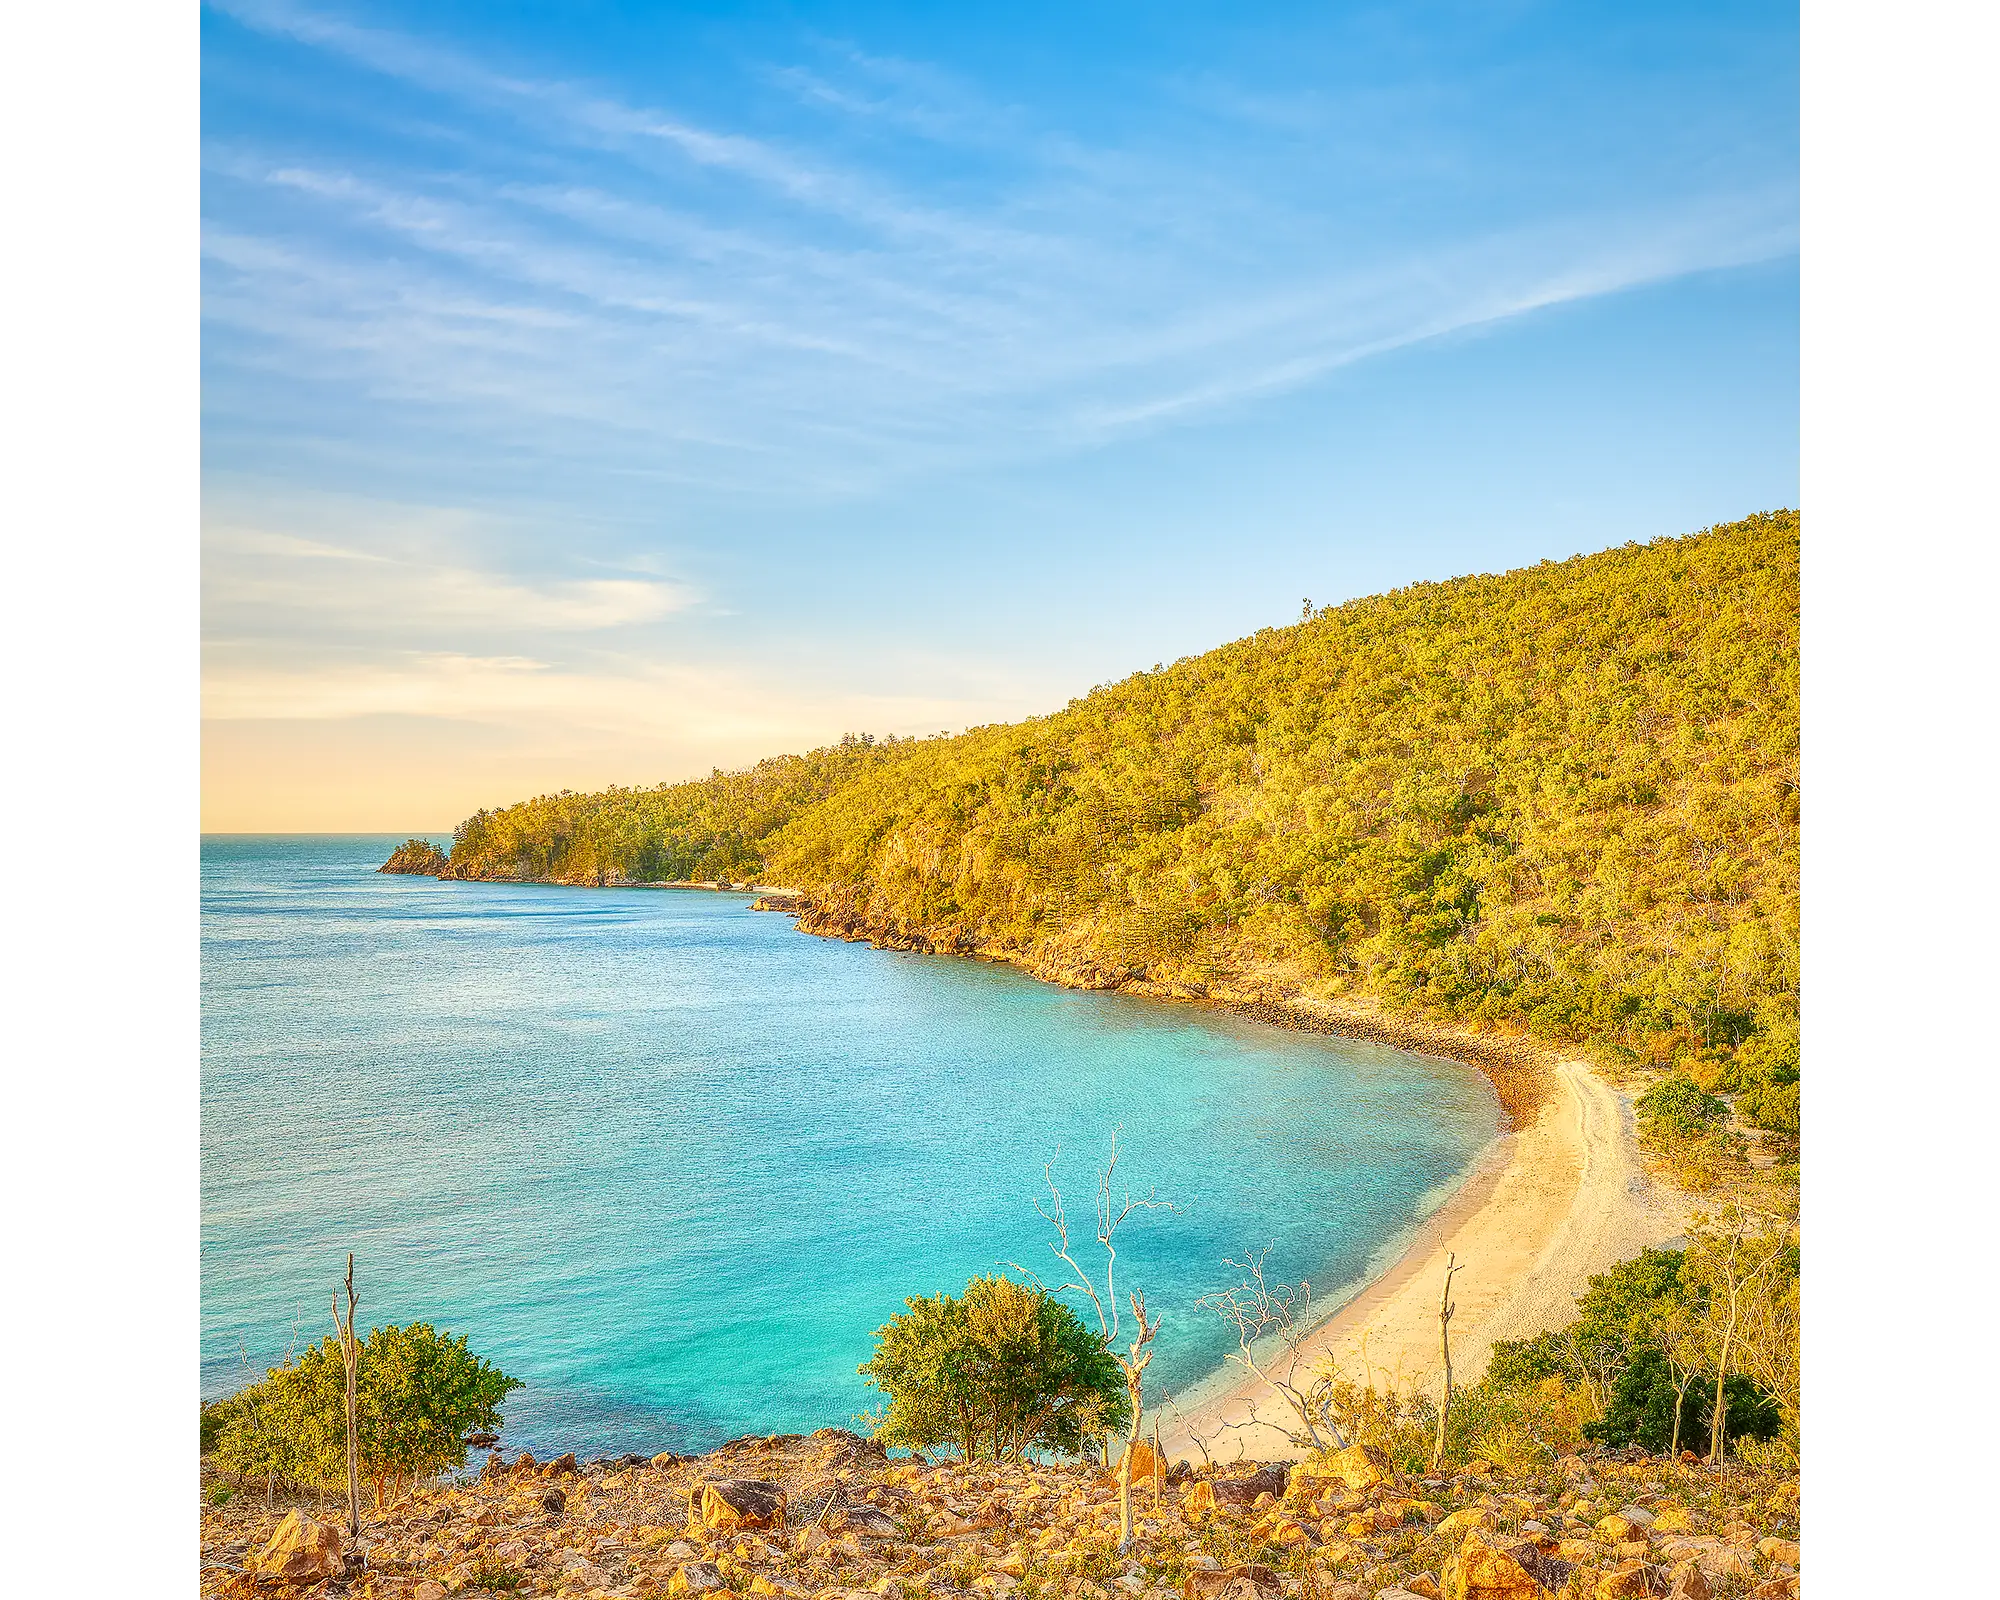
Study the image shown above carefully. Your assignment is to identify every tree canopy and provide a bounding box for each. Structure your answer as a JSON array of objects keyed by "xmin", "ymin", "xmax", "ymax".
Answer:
[{"xmin": 421, "ymin": 512, "xmax": 1799, "ymax": 1083}]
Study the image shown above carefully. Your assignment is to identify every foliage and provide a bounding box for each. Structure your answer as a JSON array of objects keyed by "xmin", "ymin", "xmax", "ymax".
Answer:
[
  {"xmin": 1586, "ymin": 1345, "xmax": 1780, "ymax": 1455},
  {"xmin": 424, "ymin": 514, "xmax": 1800, "ymax": 1076},
  {"xmin": 1444, "ymin": 1376, "xmax": 1595, "ymax": 1472},
  {"xmin": 213, "ymin": 1323, "xmax": 521, "ymax": 1499},
  {"xmin": 859, "ymin": 1275, "xmax": 1128, "ymax": 1460},
  {"xmin": 379, "ymin": 839, "xmax": 449, "ymax": 875},
  {"xmin": 1310, "ymin": 1374, "xmax": 1440, "ymax": 1475},
  {"xmin": 1636, "ymin": 1075, "xmax": 1729, "ymax": 1138},
  {"xmin": 1486, "ymin": 1247, "xmax": 1686, "ymax": 1404}
]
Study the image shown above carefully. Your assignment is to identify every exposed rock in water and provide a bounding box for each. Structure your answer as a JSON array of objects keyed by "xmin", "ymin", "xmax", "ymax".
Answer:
[{"xmin": 379, "ymin": 839, "xmax": 449, "ymax": 875}]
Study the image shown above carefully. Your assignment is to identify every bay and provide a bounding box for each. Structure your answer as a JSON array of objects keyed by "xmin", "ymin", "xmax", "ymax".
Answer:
[{"xmin": 201, "ymin": 835, "xmax": 1500, "ymax": 1457}]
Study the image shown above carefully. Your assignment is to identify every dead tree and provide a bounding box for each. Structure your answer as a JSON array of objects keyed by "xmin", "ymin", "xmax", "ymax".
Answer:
[
  {"xmin": 332, "ymin": 1253, "xmax": 362, "ymax": 1542},
  {"xmin": 1010, "ymin": 1134, "xmax": 1169, "ymax": 1555},
  {"xmin": 1196, "ymin": 1247, "xmax": 1339, "ymax": 1452},
  {"xmin": 1430, "ymin": 1253, "xmax": 1464, "ymax": 1470}
]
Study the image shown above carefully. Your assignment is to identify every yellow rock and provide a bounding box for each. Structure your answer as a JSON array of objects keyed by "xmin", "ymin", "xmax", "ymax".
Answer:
[
  {"xmin": 1436, "ymin": 1508, "xmax": 1498, "ymax": 1539},
  {"xmin": 1756, "ymin": 1538, "xmax": 1800, "ymax": 1567},
  {"xmin": 1443, "ymin": 1534, "xmax": 1542, "ymax": 1600},
  {"xmin": 247, "ymin": 1509, "xmax": 345, "ymax": 1584},
  {"xmin": 1594, "ymin": 1560, "xmax": 1659, "ymax": 1599},
  {"xmin": 1652, "ymin": 1506, "xmax": 1693, "ymax": 1534},
  {"xmin": 1181, "ymin": 1482, "xmax": 1217, "ymax": 1519},
  {"xmin": 1295, "ymin": 1443, "xmax": 1394, "ymax": 1492}
]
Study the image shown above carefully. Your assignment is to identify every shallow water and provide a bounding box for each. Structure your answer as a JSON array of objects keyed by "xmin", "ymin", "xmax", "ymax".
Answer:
[{"xmin": 200, "ymin": 835, "xmax": 1500, "ymax": 1456}]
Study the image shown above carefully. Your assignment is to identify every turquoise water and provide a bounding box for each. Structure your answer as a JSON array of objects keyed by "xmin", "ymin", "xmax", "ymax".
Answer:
[{"xmin": 201, "ymin": 835, "xmax": 1499, "ymax": 1457}]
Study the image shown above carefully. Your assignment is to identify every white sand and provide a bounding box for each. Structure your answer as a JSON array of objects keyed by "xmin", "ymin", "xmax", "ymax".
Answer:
[{"xmin": 1156, "ymin": 1057, "xmax": 1690, "ymax": 1463}]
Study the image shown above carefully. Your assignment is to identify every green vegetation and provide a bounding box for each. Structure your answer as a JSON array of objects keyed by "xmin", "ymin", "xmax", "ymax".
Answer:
[
  {"xmin": 859, "ymin": 1275, "xmax": 1128, "ymax": 1460},
  {"xmin": 211, "ymin": 1322, "xmax": 521, "ymax": 1500},
  {"xmin": 426, "ymin": 513, "xmax": 1798, "ymax": 1084},
  {"xmin": 379, "ymin": 838, "xmax": 449, "ymax": 874}
]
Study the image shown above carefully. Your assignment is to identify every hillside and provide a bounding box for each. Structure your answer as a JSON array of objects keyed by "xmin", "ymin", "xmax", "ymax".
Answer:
[{"xmin": 425, "ymin": 511, "xmax": 1799, "ymax": 1087}]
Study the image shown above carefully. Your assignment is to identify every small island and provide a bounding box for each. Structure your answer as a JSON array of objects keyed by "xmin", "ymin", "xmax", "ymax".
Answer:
[{"xmin": 378, "ymin": 839, "xmax": 449, "ymax": 876}]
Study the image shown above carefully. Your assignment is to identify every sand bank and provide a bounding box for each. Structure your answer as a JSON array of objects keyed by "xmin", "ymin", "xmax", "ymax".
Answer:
[{"xmin": 1157, "ymin": 1052, "xmax": 1690, "ymax": 1463}]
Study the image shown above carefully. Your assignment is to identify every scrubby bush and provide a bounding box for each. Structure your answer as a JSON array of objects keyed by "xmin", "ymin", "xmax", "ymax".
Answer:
[
  {"xmin": 213, "ymin": 1322, "xmax": 520, "ymax": 1501},
  {"xmin": 859, "ymin": 1275, "xmax": 1126, "ymax": 1460},
  {"xmin": 1586, "ymin": 1345, "xmax": 1780, "ymax": 1456},
  {"xmin": 1637, "ymin": 1075, "xmax": 1729, "ymax": 1137}
]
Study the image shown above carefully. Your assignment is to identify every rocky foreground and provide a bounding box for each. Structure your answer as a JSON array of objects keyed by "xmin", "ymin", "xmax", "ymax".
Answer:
[{"xmin": 201, "ymin": 1433, "xmax": 1800, "ymax": 1600}]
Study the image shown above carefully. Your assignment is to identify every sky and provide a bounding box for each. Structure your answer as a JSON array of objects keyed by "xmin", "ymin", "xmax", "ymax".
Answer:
[{"xmin": 201, "ymin": 0, "xmax": 1799, "ymax": 831}]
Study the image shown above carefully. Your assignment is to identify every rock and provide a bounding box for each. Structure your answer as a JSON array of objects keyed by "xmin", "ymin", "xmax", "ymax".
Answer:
[
  {"xmin": 515, "ymin": 1451, "xmax": 539, "ymax": 1471},
  {"xmin": 541, "ymin": 1485, "xmax": 567, "ymax": 1515},
  {"xmin": 1748, "ymin": 1581, "xmax": 1797, "ymax": 1600},
  {"xmin": 1377, "ymin": 1591, "xmax": 1428, "ymax": 1600},
  {"xmin": 1294, "ymin": 1443, "xmax": 1395, "ymax": 1493},
  {"xmin": 1437, "ymin": 1507, "xmax": 1499, "ymax": 1539},
  {"xmin": 1651, "ymin": 1506, "xmax": 1692, "ymax": 1534},
  {"xmin": 1666, "ymin": 1564, "xmax": 1711, "ymax": 1600},
  {"xmin": 1462, "ymin": 1460, "xmax": 1494, "ymax": 1477},
  {"xmin": 414, "ymin": 1584, "xmax": 447, "ymax": 1600},
  {"xmin": 546, "ymin": 1451, "xmax": 580, "ymax": 1475},
  {"xmin": 1182, "ymin": 1482, "xmax": 1218, "ymax": 1519},
  {"xmin": 1595, "ymin": 1514, "xmax": 1645, "ymax": 1543},
  {"xmin": 1616, "ymin": 1506, "xmax": 1656, "ymax": 1531},
  {"xmin": 830, "ymin": 1505, "xmax": 904, "ymax": 1540},
  {"xmin": 1187, "ymin": 1562, "xmax": 1280, "ymax": 1600},
  {"xmin": 1105, "ymin": 1440, "xmax": 1165, "ymax": 1486},
  {"xmin": 654, "ymin": 1450, "xmax": 685, "ymax": 1469},
  {"xmin": 1444, "ymin": 1535, "xmax": 1573, "ymax": 1600},
  {"xmin": 1755, "ymin": 1537, "xmax": 1800, "ymax": 1566},
  {"xmin": 1406, "ymin": 1578, "xmax": 1442, "ymax": 1600},
  {"xmin": 693, "ymin": 1478, "xmax": 788, "ymax": 1533},
  {"xmin": 246, "ymin": 1509, "xmax": 344, "ymax": 1584},
  {"xmin": 562, "ymin": 1556, "xmax": 612, "ymax": 1589},
  {"xmin": 671, "ymin": 1561, "xmax": 730, "ymax": 1596},
  {"xmin": 1214, "ymin": 1465, "xmax": 1291, "ymax": 1504},
  {"xmin": 1593, "ymin": 1560, "xmax": 1668, "ymax": 1598}
]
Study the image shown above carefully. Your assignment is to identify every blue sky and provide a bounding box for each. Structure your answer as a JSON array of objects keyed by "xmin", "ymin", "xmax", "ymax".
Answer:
[{"xmin": 200, "ymin": 0, "xmax": 1799, "ymax": 828}]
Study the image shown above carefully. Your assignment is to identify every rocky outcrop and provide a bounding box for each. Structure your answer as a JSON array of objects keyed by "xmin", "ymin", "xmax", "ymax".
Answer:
[
  {"xmin": 378, "ymin": 839, "xmax": 449, "ymax": 875},
  {"xmin": 201, "ymin": 1430, "xmax": 1799, "ymax": 1600}
]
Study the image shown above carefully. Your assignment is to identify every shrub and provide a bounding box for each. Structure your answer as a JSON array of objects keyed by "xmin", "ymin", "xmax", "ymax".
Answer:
[
  {"xmin": 1637, "ymin": 1075, "xmax": 1729, "ymax": 1138},
  {"xmin": 1738, "ymin": 1080, "xmax": 1800, "ymax": 1137},
  {"xmin": 1586, "ymin": 1346, "xmax": 1781, "ymax": 1456},
  {"xmin": 859, "ymin": 1275, "xmax": 1126, "ymax": 1460},
  {"xmin": 214, "ymin": 1322, "xmax": 520, "ymax": 1500}
]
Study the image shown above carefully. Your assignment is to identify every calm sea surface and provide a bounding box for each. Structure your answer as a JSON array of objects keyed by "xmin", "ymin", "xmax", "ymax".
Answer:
[{"xmin": 201, "ymin": 835, "xmax": 1500, "ymax": 1456}]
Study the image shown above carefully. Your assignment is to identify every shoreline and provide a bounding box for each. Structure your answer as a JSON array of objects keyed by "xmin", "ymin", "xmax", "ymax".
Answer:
[{"xmin": 390, "ymin": 870, "xmax": 1688, "ymax": 1462}]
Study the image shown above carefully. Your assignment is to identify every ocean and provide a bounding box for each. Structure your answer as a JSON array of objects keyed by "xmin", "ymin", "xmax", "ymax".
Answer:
[{"xmin": 200, "ymin": 834, "xmax": 1500, "ymax": 1457}]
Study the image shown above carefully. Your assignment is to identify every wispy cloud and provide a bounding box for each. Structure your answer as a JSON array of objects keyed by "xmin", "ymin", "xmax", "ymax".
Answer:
[{"xmin": 204, "ymin": 2, "xmax": 1796, "ymax": 499}]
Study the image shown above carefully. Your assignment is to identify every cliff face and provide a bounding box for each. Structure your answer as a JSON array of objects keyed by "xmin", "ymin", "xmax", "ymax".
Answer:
[{"xmin": 379, "ymin": 839, "xmax": 450, "ymax": 876}]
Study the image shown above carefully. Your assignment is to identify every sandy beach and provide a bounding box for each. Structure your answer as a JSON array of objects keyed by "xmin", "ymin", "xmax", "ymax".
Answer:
[{"xmin": 1157, "ymin": 1051, "xmax": 1691, "ymax": 1463}]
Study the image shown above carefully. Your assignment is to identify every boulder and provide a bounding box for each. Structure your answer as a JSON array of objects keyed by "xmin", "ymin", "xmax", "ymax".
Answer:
[
  {"xmin": 654, "ymin": 1450, "xmax": 685, "ymax": 1469},
  {"xmin": 545, "ymin": 1451, "xmax": 580, "ymax": 1475},
  {"xmin": 671, "ymin": 1562, "xmax": 729, "ymax": 1596},
  {"xmin": 1755, "ymin": 1537, "xmax": 1800, "ymax": 1567},
  {"xmin": 1666, "ymin": 1564, "xmax": 1711, "ymax": 1600},
  {"xmin": 1181, "ymin": 1481, "xmax": 1218, "ymax": 1519},
  {"xmin": 1105, "ymin": 1440, "xmax": 1165, "ymax": 1486},
  {"xmin": 246, "ymin": 1509, "xmax": 345, "ymax": 1584},
  {"xmin": 1593, "ymin": 1560, "xmax": 1668, "ymax": 1598},
  {"xmin": 1406, "ymin": 1578, "xmax": 1442, "ymax": 1600},
  {"xmin": 514, "ymin": 1450, "xmax": 539, "ymax": 1471},
  {"xmin": 1437, "ymin": 1507, "xmax": 1498, "ymax": 1539},
  {"xmin": 1596, "ymin": 1514, "xmax": 1645, "ymax": 1543},
  {"xmin": 830, "ymin": 1505, "xmax": 904, "ymax": 1540},
  {"xmin": 1187, "ymin": 1563, "xmax": 1280, "ymax": 1600},
  {"xmin": 1214, "ymin": 1465, "xmax": 1291, "ymax": 1504},
  {"xmin": 541, "ymin": 1485, "xmax": 567, "ymax": 1515},
  {"xmin": 692, "ymin": 1478, "xmax": 788, "ymax": 1533},
  {"xmin": 1295, "ymin": 1443, "xmax": 1395, "ymax": 1493},
  {"xmin": 413, "ymin": 1584, "xmax": 447, "ymax": 1600},
  {"xmin": 1444, "ymin": 1534, "xmax": 1573, "ymax": 1600},
  {"xmin": 1748, "ymin": 1581, "xmax": 1798, "ymax": 1600}
]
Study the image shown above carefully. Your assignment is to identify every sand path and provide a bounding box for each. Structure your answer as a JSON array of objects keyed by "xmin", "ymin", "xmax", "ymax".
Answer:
[{"xmin": 1156, "ymin": 1056, "xmax": 1690, "ymax": 1463}]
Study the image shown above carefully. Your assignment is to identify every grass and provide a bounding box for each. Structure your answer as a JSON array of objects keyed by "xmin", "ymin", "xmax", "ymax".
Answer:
[{"xmin": 466, "ymin": 1561, "xmax": 526, "ymax": 1592}]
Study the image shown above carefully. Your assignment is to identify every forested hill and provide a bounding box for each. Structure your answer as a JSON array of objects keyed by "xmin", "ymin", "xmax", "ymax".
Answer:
[{"xmin": 430, "ymin": 510, "xmax": 1798, "ymax": 1077}]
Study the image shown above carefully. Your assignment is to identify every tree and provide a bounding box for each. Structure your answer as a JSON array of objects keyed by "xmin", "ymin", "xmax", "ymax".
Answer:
[
  {"xmin": 1012, "ymin": 1137, "xmax": 1168, "ymax": 1554},
  {"xmin": 214, "ymin": 1321, "xmax": 521, "ymax": 1502},
  {"xmin": 858, "ymin": 1277, "xmax": 1125, "ymax": 1460},
  {"xmin": 1196, "ymin": 1247, "xmax": 1341, "ymax": 1453},
  {"xmin": 1680, "ymin": 1205, "xmax": 1795, "ymax": 1465},
  {"xmin": 1431, "ymin": 1252, "xmax": 1464, "ymax": 1470}
]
